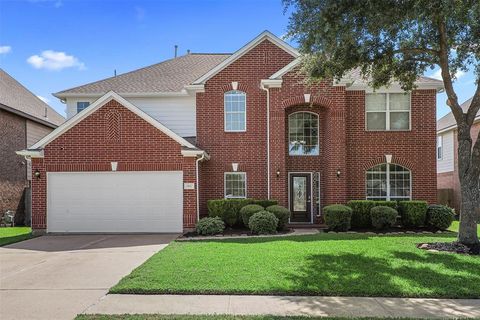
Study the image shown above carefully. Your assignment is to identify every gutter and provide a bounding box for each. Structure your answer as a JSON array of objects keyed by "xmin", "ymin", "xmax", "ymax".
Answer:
[
  {"xmin": 195, "ymin": 152, "xmax": 207, "ymax": 221},
  {"xmin": 260, "ymin": 83, "xmax": 271, "ymax": 199}
]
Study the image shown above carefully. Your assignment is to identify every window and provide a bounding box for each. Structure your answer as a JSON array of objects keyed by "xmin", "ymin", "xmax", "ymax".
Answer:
[
  {"xmin": 437, "ymin": 135, "xmax": 443, "ymax": 160},
  {"xmin": 366, "ymin": 93, "xmax": 410, "ymax": 131},
  {"xmin": 225, "ymin": 172, "xmax": 246, "ymax": 198},
  {"xmin": 366, "ymin": 163, "xmax": 411, "ymax": 201},
  {"xmin": 288, "ymin": 112, "xmax": 319, "ymax": 156},
  {"xmin": 77, "ymin": 102, "xmax": 90, "ymax": 113},
  {"xmin": 224, "ymin": 90, "xmax": 246, "ymax": 131}
]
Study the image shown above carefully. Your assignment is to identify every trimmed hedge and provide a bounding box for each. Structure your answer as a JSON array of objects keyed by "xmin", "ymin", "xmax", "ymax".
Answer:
[
  {"xmin": 426, "ymin": 205, "xmax": 455, "ymax": 230},
  {"xmin": 370, "ymin": 206, "xmax": 398, "ymax": 230},
  {"xmin": 252, "ymin": 199, "xmax": 278, "ymax": 208},
  {"xmin": 207, "ymin": 198, "xmax": 279, "ymax": 227},
  {"xmin": 195, "ymin": 217, "xmax": 225, "ymax": 235},
  {"xmin": 398, "ymin": 201, "xmax": 428, "ymax": 227},
  {"xmin": 240, "ymin": 204, "xmax": 264, "ymax": 226},
  {"xmin": 323, "ymin": 204, "xmax": 353, "ymax": 231},
  {"xmin": 248, "ymin": 211, "xmax": 278, "ymax": 234},
  {"xmin": 266, "ymin": 205, "xmax": 291, "ymax": 230},
  {"xmin": 347, "ymin": 200, "xmax": 397, "ymax": 228}
]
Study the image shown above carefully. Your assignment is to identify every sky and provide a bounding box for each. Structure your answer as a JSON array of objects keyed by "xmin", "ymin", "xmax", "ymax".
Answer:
[{"xmin": 0, "ymin": 0, "xmax": 477, "ymax": 119}]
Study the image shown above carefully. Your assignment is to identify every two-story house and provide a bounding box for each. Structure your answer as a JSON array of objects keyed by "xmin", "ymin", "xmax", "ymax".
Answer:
[
  {"xmin": 437, "ymin": 97, "xmax": 479, "ymax": 213},
  {"xmin": 18, "ymin": 31, "xmax": 443, "ymax": 234}
]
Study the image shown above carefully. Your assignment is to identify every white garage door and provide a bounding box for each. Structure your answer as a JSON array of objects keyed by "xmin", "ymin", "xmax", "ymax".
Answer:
[{"xmin": 47, "ymin": 171, "xmax": 183, "ymax": 233}]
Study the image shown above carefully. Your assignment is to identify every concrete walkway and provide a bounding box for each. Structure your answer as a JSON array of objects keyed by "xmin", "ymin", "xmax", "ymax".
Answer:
[
  {"xmin": 0, "ymin": 234, "xmax": 177, "ymax": 320},
  {"xmin": 84, "ymin": 294, "xmax": 480, "ymax": 318}
]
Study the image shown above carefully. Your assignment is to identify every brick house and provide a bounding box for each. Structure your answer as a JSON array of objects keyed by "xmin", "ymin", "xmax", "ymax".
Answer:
[
  {"xmin": 1, "ymin": 69, "xmax": 64, "ymax": 225},
  {"xmin": 437, "ymin": 97, "xmax": 479, "ymax": 213},
  {"xmin": 18, "ymin": 31, "xmax": 443, "ymax": 234}
]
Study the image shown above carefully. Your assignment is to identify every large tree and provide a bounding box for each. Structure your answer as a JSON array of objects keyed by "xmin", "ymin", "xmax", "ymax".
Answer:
[{"xmin": 284, "ymin": 0, "xmax": 480, "ymax": 245}]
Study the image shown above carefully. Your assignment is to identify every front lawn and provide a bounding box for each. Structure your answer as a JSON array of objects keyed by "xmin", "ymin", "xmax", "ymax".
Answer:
[
  {"xmin": 76, "ymin": 316, "xmax": 425, "ymax": 320},
  {"xmin": 110, "ymin": 232, "xmax": 480, "ymax": 298},
  {"xmin": 0, "ymin": 227, "xmax": 33, "ymax": 246}
]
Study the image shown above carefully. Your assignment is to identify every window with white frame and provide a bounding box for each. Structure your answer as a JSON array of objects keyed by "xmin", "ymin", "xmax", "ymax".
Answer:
[
  {"xmin": 77, "ymin": 101, "xmax": 90, "ymax": 113},
  {"xmin": 288, "ymin": 112, "xmax": 319, "ymax": 155},
  {"xmin": 437, "ymin": 135, "xmax": 443, "ymax": 160},
  {"xmin": 366, "ymin": 93, "xmax": 410, "ymax": 131},
  {"xmin": 224, "ymin": 90, "xmax": 246, "ymax": 131},
  {"xmin": 225, "ymin": 172, "xmax": 246, "ymax": 198},
  {"xmin": 366, "ymin": 163, "xmax": 411, "ymax": 201}
]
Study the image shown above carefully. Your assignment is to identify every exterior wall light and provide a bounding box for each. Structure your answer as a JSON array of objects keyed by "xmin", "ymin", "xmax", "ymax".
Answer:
[
  {"xmin": 34, "ymin": 169, "xmax": 41, "ymax": 179},
  {"xmin": 336, "ymin": 169, "xmax": 341, "ymax": 178},
  {"xmin": 276, "ymin": 169, "xmax": 281, "ymax": 177}
]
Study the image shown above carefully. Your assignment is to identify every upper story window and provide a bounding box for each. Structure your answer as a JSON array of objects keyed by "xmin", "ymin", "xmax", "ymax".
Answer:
[
  {"xmin": 225, "ymin": 172, "xmax": 246, "ymax": 198},
  {"xmin": 77, "ymin": 102, "xmax": 90, "ymax": 113},
  {"xmin": 224, "ymin": 90, "xmax": 246, "ymax": 132},
  {"xmin": 437, "ymin": 135, "xmax": 443, "ymax": 160},
  {"xmin": 366, "ymin": 163, "xmax": 411, "ymax": 201},
  {"xmin": 366, "ymin": 93, "xmax": 410, "ymax": 131},
  {"xmin": 288, "ymin": 112, "xmax": 319, "ymax": 156}
]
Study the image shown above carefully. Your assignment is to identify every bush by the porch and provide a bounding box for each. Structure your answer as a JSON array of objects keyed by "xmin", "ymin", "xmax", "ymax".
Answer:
[
  {"xmin": 195, "ymin": 217, "xmax": 225, "ymax": 235},
  {"xmin": 347, "ymin": 200, "xmax": 397, "ymax": 228},
  {"xmin": 370, "ymin": 206, "xmax": 398, "ymax": 230},
  {"xmin": 207, "ymin": 198, "xmax": 279, "ymax": 227},
  {"xmin": 248, "ymin": 211, "xmax": 278, "ymax": 234},
  {"xmin": 323, "ymin": 204, "xmax": 352, "ymax": 231},
  {"xmin": 426, "ymin": 205, "xmax": 454, "ymax": 230},
  {"xmin": 398, "ymin": 201, "xmax": 428, "ymax": 227},
  {"xmin": 266, "ymin": 205, "xmax": 291, "ymax": 230},
  {"xmin": 240, "ymin": 204, "xmax": 264, "ymax": 226}
]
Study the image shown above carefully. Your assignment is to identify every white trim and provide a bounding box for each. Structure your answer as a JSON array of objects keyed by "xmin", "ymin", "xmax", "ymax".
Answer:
[
  {"xmin": 181, "ymin": 150, "xmax": 209, "ymax": 158},
  {"xmin": 183, "ymin": 84, "xmax": 205, "ymax": 93},
  {"xmin": 31, "ymin": 91, "xmax": 197, "ymax": 150},
  {"xmin": 16, "ymin": 149, "xmax": 44, "ymax": 158},
  {"xmin": 224, "ymin": 90, "xmax": 247, "ymax": 132},
  {"xmin": 193, "ymin": 31, "xmax": 299, "ymax": 85},
  {"xmin": 437, "ymin": 135, "xmax": 443, "ymax": 160},
  {"xmin": 365, "ymin": 163, "xmax": 412, "ymax": 201},
  {"xmin": 260, "ymin": 79, "xmax": 283, "ymax": 88},
  {"xmin": 365, "ymin": 92, "xmax": 411, "ymax": 131},
  {"xmin": 269, "ymin": 57, "xmax": 301, "ymax": 80},
  {"xmin": 224, "ymin": 172, "xmax": 247, "ymax": 199},
  {"xmin": 288, "ymin": 111, "xmax": 320, "ymax": 156},
  {"xmin": 288, "ymin": 172, "xmax": 314, "ymax": 224}
]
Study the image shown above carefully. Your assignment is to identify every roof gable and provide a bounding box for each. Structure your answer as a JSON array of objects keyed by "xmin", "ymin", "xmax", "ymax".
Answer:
[
  {"xmin": 437, "ymin": 98, "xmax": 479, "ymax": 133},
  {"xmin": 30, "ymin": 91, "xmax": 197, "ymax": 151},
  {"xmin": 192, "ymin": 31, "xmax": 299, "ymax": 85}
]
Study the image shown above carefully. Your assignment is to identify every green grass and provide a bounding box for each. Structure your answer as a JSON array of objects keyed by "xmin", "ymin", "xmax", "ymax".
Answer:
[
  {"xmin": 0, "ymin": 227, "xmax": 33, "ymax": 246},
  {"xmin": 110, "ymin": 232, "xmax": 480, "ymax": 298},
  {"xmin": 75, "ymin": 316, "xmax": 432, "ymax": 320},
  {"xmin": 448, "ymin": 221, "xmax": 480, "ymax": 236}
]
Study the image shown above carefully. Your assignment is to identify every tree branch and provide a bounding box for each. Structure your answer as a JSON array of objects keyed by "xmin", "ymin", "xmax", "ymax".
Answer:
[
  {"xmin": 392, "ymin": 47, "xmax": 440, "ymax": 55},
  {"xmin": 466, "ymin": 85, "xmax": 480, "ymax": 126}
]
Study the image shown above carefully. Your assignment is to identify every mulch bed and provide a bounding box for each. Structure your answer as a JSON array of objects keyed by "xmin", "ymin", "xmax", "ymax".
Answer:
[
  {"xmin": 417, "ymin": 241, "xmax": 480, "ymax": 255},
  {"xmin": 182, "ymin": 227, "xmax": 294, "ymax": 239}
]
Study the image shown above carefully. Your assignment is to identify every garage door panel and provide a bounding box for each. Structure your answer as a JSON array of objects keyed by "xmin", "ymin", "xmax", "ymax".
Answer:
[{"xmin": 47, "ymin": 171, "xmax": 183, "ymax": 233}]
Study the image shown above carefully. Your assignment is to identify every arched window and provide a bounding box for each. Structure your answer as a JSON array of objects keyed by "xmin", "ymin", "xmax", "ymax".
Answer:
[
  {"xmin": 366, "ymin": 163, "xmax": 411, "ymax": 201},
  {"xmin": 224, "ymin": 90, "xmax": 246, "ymax": 132},
  {"xmin": 288, "ymin": 112, "xmax": 319, "ymax": 155}
]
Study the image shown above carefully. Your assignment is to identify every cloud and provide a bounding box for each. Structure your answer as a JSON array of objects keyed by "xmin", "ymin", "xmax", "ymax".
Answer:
[
  {"xmin": 27, "ymin": 50, "xmax": 85, "ymax": 71},
  {"xmin": 0, "ymin": 46, "xmax": 11, "ymax": 54},
  {"xmin": 37, "ymin": 95, "xmax": 50, "ymax": 103},
  {"xmin": 430, "ymin": 69, "xmax": 466, "ymax": 81}
]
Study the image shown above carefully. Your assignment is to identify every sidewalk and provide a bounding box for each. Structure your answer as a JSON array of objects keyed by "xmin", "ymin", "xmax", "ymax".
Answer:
[{"xmin": 83, "ymin": 294, "xmax": 480, "ymax": 318}]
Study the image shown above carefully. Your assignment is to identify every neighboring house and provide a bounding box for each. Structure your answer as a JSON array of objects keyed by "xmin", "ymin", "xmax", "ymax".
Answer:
[
  {"xmin": 0, "ymin": 69, "xmax": 64, "ymax": 225},
  {"xmin": 18, "ymin": 31, "xmax": 443, "ymax": 234},
  {"xmin": 437, "ymin": 97, "xmax": 479, "ymax": 213}
]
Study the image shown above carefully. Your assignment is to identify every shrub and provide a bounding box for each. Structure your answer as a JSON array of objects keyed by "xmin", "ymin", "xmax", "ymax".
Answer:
[
  {"xmin": 251, "ymin": 199, "xmax": 278, "ymax": 208},
  {"xmin": 266, "ymin": 205, "xmax": 291, "ymax": 230},
  {"xmin": 195, "ymin": 217, "xmax": 225, "ymax": 235},
  {"xmin": 248, "ymin": 211, "xmax": 278, "ymax": 234},
  {"xmin": 398, "ymin": 200, "xmax": 428, "ymax": 227},
  {"xmin": 323, "ymin": 204, "xmax": 353, "ymax": 231},
  {"xmin": 347, "ymin": 200, "xmax": 397, "ymax": 228},
  {"xmin": 240, "ymin": 204, "xmax": 264, "ymax": 226},
  {"xmin": 207, "ymin": 199, "xmax": 253, "ymax": 227},
  {"xmin": 370, "ymin": 206, "xmax": 398, "ymax": 230},
  {"xmin": 426, "ymin": 205, "xmax": 455, "ymax": 230}
]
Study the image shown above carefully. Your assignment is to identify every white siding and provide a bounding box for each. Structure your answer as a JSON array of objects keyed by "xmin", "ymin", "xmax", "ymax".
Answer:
[
  {"xmin": 26, "ymin": 120, "xmax": 54, "ymax": 147},
  {"xmin": 437, "ymin": 131, "xmax": 454, "ymax": 173},
  {"xmin": 65, "ymin": 95, "xmax": 196, "ymax": 137}
]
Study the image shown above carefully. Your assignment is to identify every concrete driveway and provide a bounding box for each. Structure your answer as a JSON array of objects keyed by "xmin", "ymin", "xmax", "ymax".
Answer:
[{"xmin": 0, "ymin": 234, "xmax": 178, "ymax": 320}]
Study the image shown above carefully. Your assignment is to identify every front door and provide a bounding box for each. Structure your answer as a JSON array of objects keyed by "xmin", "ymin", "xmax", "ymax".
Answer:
[{"xmin": 289, "ymin": 173, "xmax": 311, "ymax": 223}]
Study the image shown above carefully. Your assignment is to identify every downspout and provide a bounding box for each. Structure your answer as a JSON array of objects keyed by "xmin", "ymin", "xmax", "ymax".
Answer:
[
  {"xmin": 195, "ymin": 153, "xmax": 206, "ymax": 221},
  {"xmin": 261, "ymin": 83, "xmax": 270, "ymax": 199}
]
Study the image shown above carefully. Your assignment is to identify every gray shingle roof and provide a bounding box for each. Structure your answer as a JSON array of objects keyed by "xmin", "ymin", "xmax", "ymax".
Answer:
[
  {"xmin": 437, "ymin": 98, "xmax": 479, "ymax": 132},
  {"xmin": 343, "ymin": 68, "xmax": 443, "ymax": 85},
  {"xmin": 0, "ymin": 69, "xmax": 64, "ymax": 127},
  {"xmin": 54, "ymin": 54, "xmax": 230, "ymax": 97}
]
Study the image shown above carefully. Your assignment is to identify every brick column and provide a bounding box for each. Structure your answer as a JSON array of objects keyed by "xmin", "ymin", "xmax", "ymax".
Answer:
[
  {"xmin": 182, "ymin": 157, "xmax": 197, "ymax": 229},
  {"xmin": 31, "ymin": 157, "xmax": 46, "ymax": 233}
]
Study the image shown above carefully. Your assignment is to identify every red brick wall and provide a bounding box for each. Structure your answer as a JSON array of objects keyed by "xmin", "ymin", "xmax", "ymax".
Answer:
[
  {"xmin": 31, "ymin": 99, "xmax": 197, "ymax": 231},
  {"xmin": 196, "ymin": 39, "xmax": 296, "ymax": 214}
]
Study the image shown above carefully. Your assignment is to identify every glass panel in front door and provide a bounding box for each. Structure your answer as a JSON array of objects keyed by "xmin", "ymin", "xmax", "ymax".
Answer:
[{"xmin": 293, "ymin": 177, "xmax": 307, "ymax": 211}]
